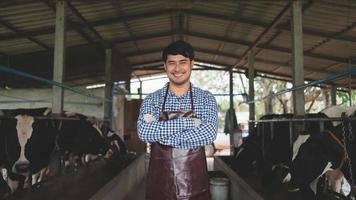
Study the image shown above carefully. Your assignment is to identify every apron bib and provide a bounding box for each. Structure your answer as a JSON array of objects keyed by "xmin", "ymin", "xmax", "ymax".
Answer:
[{"xmin": 146, "ymin": 84, "xmax": 210, "ymax": 200}]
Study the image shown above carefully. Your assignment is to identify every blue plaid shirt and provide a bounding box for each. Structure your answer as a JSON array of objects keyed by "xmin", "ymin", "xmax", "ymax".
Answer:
[{"xmin": 137, "ymin": 83, "xmax": 218, "ymax": 149}]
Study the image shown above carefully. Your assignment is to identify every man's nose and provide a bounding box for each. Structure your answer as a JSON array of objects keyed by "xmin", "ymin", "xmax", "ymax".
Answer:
[{"xmin": 174, "ymin": 63, "xmax": 182, "ymax": 71}]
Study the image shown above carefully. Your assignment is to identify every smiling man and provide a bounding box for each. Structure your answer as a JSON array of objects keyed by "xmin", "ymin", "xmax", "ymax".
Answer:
[{"xmin": 137, "ymin": 40, "xmax": 218, "ymax": 200}]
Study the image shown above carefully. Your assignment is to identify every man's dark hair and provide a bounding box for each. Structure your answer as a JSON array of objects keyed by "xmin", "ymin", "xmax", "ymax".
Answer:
[{"xmin": 162, "ymin": 40, "xmax": 194, "ymax": 62}]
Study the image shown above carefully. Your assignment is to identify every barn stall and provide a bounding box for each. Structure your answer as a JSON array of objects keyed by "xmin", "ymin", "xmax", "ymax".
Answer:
[{"xmin": 0, "ymin": 1, "xmax": 356, "ymax": 200}]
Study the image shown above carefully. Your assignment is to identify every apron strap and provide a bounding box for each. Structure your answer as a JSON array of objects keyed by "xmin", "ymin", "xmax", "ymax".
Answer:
[{"xmin": 161, "ymin": 83, "xmax": 194, "ymax": 112}]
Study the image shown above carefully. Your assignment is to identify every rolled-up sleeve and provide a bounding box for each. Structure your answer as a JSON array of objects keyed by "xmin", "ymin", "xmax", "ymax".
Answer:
[{"xmin": 160, "ymin": 91, "xmax": 218, "ymax": 149}]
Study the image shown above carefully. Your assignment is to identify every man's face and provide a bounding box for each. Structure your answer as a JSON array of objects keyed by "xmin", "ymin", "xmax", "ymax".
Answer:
[{"xmin": 164, "ymin": 54, "xmax": 193, "ymax": 86}]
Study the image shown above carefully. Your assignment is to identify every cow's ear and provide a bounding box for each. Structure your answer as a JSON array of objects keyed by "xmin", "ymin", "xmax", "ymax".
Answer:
[{"xmin": 15, "ymin": 115, "xmax": 21, "ymax": 120}]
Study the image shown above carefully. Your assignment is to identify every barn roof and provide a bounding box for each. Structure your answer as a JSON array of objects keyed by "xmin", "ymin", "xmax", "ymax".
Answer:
[{"xmin": 0, "ymin": 0, "xmax": 355, "ymax": 89}]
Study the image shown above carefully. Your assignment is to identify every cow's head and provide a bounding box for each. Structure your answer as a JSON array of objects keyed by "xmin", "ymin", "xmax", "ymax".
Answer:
[{"xmin": 12, "ymin": 115, "xmax": 34, "ymax": 175}]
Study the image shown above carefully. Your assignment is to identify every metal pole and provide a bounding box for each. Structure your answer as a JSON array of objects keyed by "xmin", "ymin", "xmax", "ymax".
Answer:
[
  {"xmin": 52, "ymin": 0, "xmax": 66, "ymax": 115},
  {"xmin": 139, "ymin": 80, "xmax": 143, "ymax": 99},
  {"xmin": 291, "ymin": 0, "xmax": 305, "ymax": 117},
  {"xmin": 229, "ymin": 69, "xmax": 234, "ymax": 109},
  {"xmin": 248, "ymin": 51, "xmax": 255, "ymax": 135},
  {"xmin": 104, "ymin": 48, "xmax": 113, "ymax": 121},
  {"xmin": 349, "ymin": 58, "xmax": 352, "ymax": 106},
  {"xmin": 331, "ymin": 86, "xmax": 337, "ymax": 106},
  {"xmin": 229, "ymin": 69, "xmax": 234, "ymax": 155},
  {"xmin": 289, "ymin": 121, "xmax": 294, "ymax": 161}
]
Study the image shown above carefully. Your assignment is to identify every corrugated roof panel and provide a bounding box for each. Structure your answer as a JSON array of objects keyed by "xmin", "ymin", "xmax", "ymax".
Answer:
[
  {"xmin": 127, "ymin": 15, "xmax": 171, "ymax": 36},
  {"xmin": 95, "ymin": 23, "xmax": 131, "ymax": 41},
  {"xmin": 188, "ymin": 15, "xmax": 231, "ymax": 37},
  {"xmin": 256, "ymin": 49, "xmax": 290, "ymax": 64},
  {"xmin": 0, "ymin": 27, "xmax": 11, "ymax": 35},
  {"xmin": 268, "ymin": 31, "xmax": 327, "ymax": 51},
  {"xmin": 236, "ymin": 1, "xmax": 288, "ymax": 21},
  {"xmin": 214, "ymin": 55, "xmax": 237, "ymax": 66},
  {"xmin": 34, "ymin": 31, "xmax": 89, "ymax": 48},
  {"xmin": 0, "ymin": 2, "xmax": 55, "ymax": 31},
  {"xmin": 304, "ymin": 1, "xmax": 356, "ymax": 33},
  {"xmin": 302, "ymin": 34, "xmax": 327, "ymax": 51},
  {"xmin": 229, "ymin": 23, "xmax": 265, "ymax": 42},
  {"xmin": 0, "ymin": 38, "xmax": 44, "ymax": 55},
  {"xmin": 343, "ymin": 29, "xmax": 356, "ymax": 38},
  {"xmin": 254, "ymin": 61, "xmax": 285, "ymax": 75},
  {"xmin": 136, "ymin": 36, "xmax": 171, "ymax": 51},
  {"xmin": 34, "ymin": 33, "xmax": 54, "ymax": 47},
  {"xmin": 303, "ymin": 57, "xmax": 335, "ymax": 70},
  {"xmin": 70, "ymin": 1, "xmax": 119, "ymax": 21},
  {"xmin": 115, "ymin": 41, "xmax": 138, "ymax": 54},
  {"xmin": 311, "ymin": 40, "xmax": 356, "ymax": 59},
  {"xmin": 195, "ymin": 51, "xmax": 215, "ymax": 64},
  {"xmin": 221, "ymin": 42, "xmax": 248, "ymax": 57},
  {"xmin": 194, "ymin": 1, "xmax": 288, "ymax": 22},
  {"xmin": 187, "ymin": 36, "xmax": 222, "ymax": 52},
  {"xmin": 116, "ymin": 1, "xmax": 164, "ymax": 16},
  {"xmin": 66, "ymin": 31, "xmax": 91, "ymax": 47},
  {"xmin": 0, "ymin": 1, "xmax": 355, "ymax": 88},
  {"xmin": 193, "ymin": 1, "xmax": 241, "ymax": 16},
  {"xmin": 331, "ymin": 64, "xmax": 356, "ymax": 76},
  {"xmin": 128, "ymin": 52, "xmax": 160, "ymax": 65},
  {"xmin": 267, "ymin": 31, "xmax": 292, "ymax": 49}
]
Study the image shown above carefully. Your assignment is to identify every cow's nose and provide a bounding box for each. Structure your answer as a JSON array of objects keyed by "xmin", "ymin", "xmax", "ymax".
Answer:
[{"xmin": 14, "ymin": 162, "xmax": 30, "ymax": 173}]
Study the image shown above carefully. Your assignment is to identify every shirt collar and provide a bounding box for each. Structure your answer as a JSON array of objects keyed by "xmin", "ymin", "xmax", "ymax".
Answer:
[{"xmin": 163, "ymin": 82, "xmax": 193, "ymax": 98}]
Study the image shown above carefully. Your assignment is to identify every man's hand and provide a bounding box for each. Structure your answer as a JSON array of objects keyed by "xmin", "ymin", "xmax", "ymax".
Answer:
[
  {"xmin": 144, "ymin": 114, "xmax": 155, "ymax": 123},
  {"xmin": 194, "ymin": 118, "xmax": 201, "ymax": 127}
]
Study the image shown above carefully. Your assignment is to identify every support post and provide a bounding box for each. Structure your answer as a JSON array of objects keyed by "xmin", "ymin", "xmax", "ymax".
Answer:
[
  {"xmin": 229, "ymin": 69, "xmax": 234, "ymax": 109},
  {"xmin": 248, "ymin": 51, "xmax": 255, "ymax": 135},
  {"xmin": 331, "ymin": 86, "xmax": 337, "ymax": 105},
  {"xmin": 291, "ymin": 1, "xmax": 305, "ymax": 147},
  {"xmin": 104, "ymin": 48, "xmax": 113, "ymax": 122},
  {"xmin": 52, "ymin": 0, "xmax": 66, "ymax": 114},
  {"xmin": 139, "ymin": 80, "xmax": 143, "ymax": 99},
  {"xmin": 291, "ymin": 0, "xmax": 305, "ymax": 117},
  {"xmin": 229, "ymin": 69, "xmax": 234, "ymax": 155},
  {"xmin": 125, "ymin": 78, "xmax": 131, "ymax": 93}
]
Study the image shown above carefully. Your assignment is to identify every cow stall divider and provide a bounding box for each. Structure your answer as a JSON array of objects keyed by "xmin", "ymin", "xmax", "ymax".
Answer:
[
  {"xmin": 0, "ymin": 66, "xmax": 143, "ymax": 199},
  {"xmin": 231, "ymin": 67, "xmax": 356, "ymax": 198},
  {"xmin": 251, "ymin": 115, "xmax": 356, "ymax": 195},
  {"xmin": 245, "ymin": 66, "xmax": 356, "ymax": 159}
]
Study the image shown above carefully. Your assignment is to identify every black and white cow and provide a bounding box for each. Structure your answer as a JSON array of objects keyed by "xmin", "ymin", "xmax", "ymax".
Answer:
[
  {"xmin": 0, "ymin": 108, "xmax": 126, "ymax": 198},
  {"xmin": 231, "ymin": 112, "xmax": 334, "ymax": 190},
  {"xmin": 57, "ymin": 111, "xmax": 126, "ymax": 170},
  {"xmin": 0, "ymin": 108, "xmax": 57, "ymax": 196},
  {"xmin": 289, "ymin": 106, "xmax": 356, "ymax": 199}
]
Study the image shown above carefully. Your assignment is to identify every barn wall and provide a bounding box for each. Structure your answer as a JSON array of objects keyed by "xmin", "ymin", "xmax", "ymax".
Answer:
[{"xmin": 0, "ymin": 86, "xmax": 105, "ymax": 118}]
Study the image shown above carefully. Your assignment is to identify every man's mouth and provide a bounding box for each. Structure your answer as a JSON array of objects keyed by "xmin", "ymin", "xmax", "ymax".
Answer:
[{"xmin": 172, "ymin": 73, "xmax": 184, "ymax": 78}]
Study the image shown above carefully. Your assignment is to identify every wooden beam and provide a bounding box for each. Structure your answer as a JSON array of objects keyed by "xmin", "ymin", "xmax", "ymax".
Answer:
[
  {"xmin": 43, "ymin": 0, "xmax": 94, "ymax": 43},
  {"xmin": 231, "ymin": 3, "xmax": 291, "ymax": 69},
  {"xmin": 110, "ymin": 2, "xmax": 141, "ymax": 56},
  {"xmin": 67, "ymin": 2, "xmax": 104, "ymax": 42},
  {"xmin": 255, "ymin": 0, "xmax": 317, "ymax": 58}
]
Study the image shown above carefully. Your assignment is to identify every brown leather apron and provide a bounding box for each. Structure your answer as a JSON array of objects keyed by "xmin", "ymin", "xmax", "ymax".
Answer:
[{"xmin": 146, "ymin": 84, "xmax": 210, "ymax": 200}]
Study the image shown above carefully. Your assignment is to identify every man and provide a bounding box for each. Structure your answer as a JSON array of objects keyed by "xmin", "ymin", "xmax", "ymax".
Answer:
[{"xmin": 137, "ymin": 40, "xmax": 218, "ymax": 200}]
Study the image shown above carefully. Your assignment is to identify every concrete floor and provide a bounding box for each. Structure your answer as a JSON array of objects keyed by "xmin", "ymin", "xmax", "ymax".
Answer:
[{"xmin": 126, "ymin": 177, "xmax": 146, "ymax": 200}]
